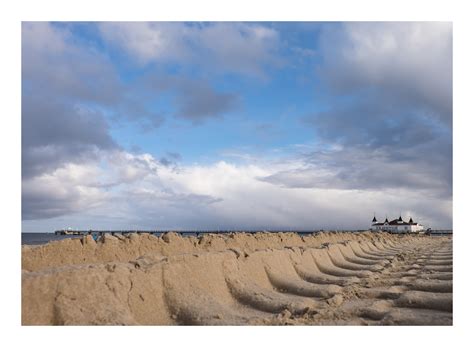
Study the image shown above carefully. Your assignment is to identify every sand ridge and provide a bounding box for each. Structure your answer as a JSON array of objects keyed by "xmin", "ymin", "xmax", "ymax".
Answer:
[{"xmin": 21, "ymin": 231, "xmax": 453, "ymax": 325}]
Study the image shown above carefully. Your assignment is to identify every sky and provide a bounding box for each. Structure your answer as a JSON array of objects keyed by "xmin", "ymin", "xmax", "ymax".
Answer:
[{"xmin": 21, "ymin": 21, "xmax": 453, "ymax": 232}]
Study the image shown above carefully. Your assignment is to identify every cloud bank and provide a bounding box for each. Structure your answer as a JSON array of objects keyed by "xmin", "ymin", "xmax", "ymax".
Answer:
[{"xmin": 22, "ymin": 22, "xmax": 452, "ymax": 231}]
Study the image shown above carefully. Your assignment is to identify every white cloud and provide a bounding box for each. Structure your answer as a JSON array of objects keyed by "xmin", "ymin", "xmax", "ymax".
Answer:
[
  {"xmin": 22, "ymin": 163, "xmax": 107, "ymax": 220},
  {"xmin": 98, "ymin": 22, "xmax": 281, "ymax": 77},
  {"xmin": 98, "ymin": 22, "xmax": 191, "ymax": 64},
  {"xmin": 22, "ymin": 150, "xmax": 453, "ymax": 230}
]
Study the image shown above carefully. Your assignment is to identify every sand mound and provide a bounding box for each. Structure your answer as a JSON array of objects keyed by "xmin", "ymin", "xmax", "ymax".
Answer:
[{"xmin": 22, "ymin": 232, "xmax": 452, "ymax": 325}]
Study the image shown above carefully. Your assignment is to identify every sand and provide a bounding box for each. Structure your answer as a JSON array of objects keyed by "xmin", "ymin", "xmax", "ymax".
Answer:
[{"xmin": 21, "ymin": 231, "xmax": 453, "ymax": 325}]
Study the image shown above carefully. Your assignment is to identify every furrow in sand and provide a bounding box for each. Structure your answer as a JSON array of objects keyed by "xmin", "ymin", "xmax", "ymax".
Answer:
[
  {"xmin": 422, "ymin": 265, "xmax": 453, "ymax": 273},
  {"xmin": 417, "ymin": 256, "xmax": 453, "ymax": 262},
  {"xmin": 378, "ymin": 271, "xmax": 419, "ymax": 279},
  {"xmin": 326, "ymin": 245, "xmax": 384, "ymax": 272},
  {"xmin": 310, "ymin": 249, "xmax": 372, "ymax": 278},
  {"xmin": 293, "ymin": 263, "xmax": 361, "ymax": 286},
  {"xmin": 418, "ymin": 273, "xmax": 453, "ymax": 281},
  {"xmin": 394, "ymin": 291, "xmax": 453, "ymax": 312},
  {"xmin": 398, "ymin": 280, "xmax": 453, "ymax": 293},
  {"xmin": 416, "ymin": 259, "xmax": 453, "ymax": 266},
  {"xmin": 357, "ymin": 242, "xmax": 397, "ymax": 259},
  {"xmin": 225, "ymin": 276, "xmax": 321, "ymax": 315},
  {"xmin": 356, "ymin": 286, "xmax": 407, "ymax": 300},
  {"xmin": 367, "ymin": 242, "xmax": 403, "ymax": 256},
  {"xmin": 348, "ymin": 242, "xmax": 392, "ymax": 261},
  {"xmin": 384, "ymin": 239, "xmax": 409, "ymax": 250},
  {"xmin": 379, "ymin": 308, "xmax": 453, "ymax": 325},
  {"xmin": 432, "ymin": 251, "xmax": 453, "ymax": 256},
  {"xmin": 380, "ymin": 240, "xmax": 415, "ymax": 252},
  {"xmin": 264, "ymin": 267, "xmax": 342, "ymax": 298},
  {"xmin": 357, "ymin": 304, "xmax": 452, "ymax": 325},
  {"xmin": 372, "ymin": 242, "xmax": 403, "ymax": 253},
  {"xmin": 335, "ymin": 243, "xmax": 387, "ymax": 266}
]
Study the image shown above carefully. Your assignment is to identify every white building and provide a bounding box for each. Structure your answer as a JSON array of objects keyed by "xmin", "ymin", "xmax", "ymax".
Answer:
[{"xmin": 370, "ymin": 215, "xmax": 424, "ymax": 233}]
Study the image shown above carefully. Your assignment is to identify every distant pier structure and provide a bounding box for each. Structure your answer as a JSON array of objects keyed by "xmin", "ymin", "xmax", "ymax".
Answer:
[
  {"xmin": 370, "ymin": 215, "xmax": 424, "ymax": 233},
  {"xmin": 54, "ymin": 229, "xmax": 161, "ymax": 236},
  {"xmin": 54, "ymin": 229, "xmax": 82, "ymax": 235}
]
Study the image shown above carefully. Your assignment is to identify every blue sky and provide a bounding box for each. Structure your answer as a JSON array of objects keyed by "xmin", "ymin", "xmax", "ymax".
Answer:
[
  {"xmin": 21, "ymin": 22, "xmax": 453, "ymax": 231},
  {"xmin": 82, "ymin": 22, "xmax": 324, "ymax": 164}
]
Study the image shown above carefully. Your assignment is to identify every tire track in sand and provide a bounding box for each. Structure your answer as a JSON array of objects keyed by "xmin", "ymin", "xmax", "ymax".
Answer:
[{"xmin": 22, "ymin": 232, "xmax": 452, "ymax": 325}]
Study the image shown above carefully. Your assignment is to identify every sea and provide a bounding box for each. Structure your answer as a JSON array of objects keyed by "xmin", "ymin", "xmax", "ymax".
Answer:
[{"xmin": 22, "ymin": 233, "xmax": 85, "ymax": 245}]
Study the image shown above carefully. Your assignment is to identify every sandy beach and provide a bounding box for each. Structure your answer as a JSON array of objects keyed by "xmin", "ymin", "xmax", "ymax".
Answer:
[{"xmin": 22, "ymin": 231, "xmax": 452, "ymax": 325}]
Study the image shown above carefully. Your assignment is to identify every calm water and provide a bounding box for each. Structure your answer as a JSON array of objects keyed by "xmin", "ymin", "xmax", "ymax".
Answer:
[{"xmin": 21, "ymin": 233, "xmax": 85, "ymax": 245}]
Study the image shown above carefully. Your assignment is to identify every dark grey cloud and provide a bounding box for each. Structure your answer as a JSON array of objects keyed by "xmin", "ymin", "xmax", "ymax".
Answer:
[
  {"xmin": 23, "ymin": 192, "xmax": 74, "ymax": 220},
  {"xmin": 21, "ymin": 23, "xmax": 124, "ymax": 219},
  {"xmin": 22, "ymin": 23, "xmax": 122, "ymax": 179},
  {"xmin": 22, "ymin": 96, "xmax": 118, "ymax": 179},
  {"xmin": 144, "ymin": 75, "xmax": 240, "ymax": 123},
  {"xmin": 306, "ymin": 97, "xmax": 447, "ymax": 148},
  {"xmin": 318, "ymin": 22, "xmax": 452, "ymax": 124},
  {"xmin": 156, "ymin": 152, "xmax": 182, "ymax": 170},
  {"xmin": 157, "ymin": 191, "xmax": 223, "ymax": 207},
  {"xmin": 22, "ymin": 181, "xmax": 102, "ymax": 220},
  {"xmin": 175, "ymin": 82, "xmax": 239, "ymax": 122},
  {"xmin": 260, "ymin": 143, "xmax": 452, "ymax": 199}
]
